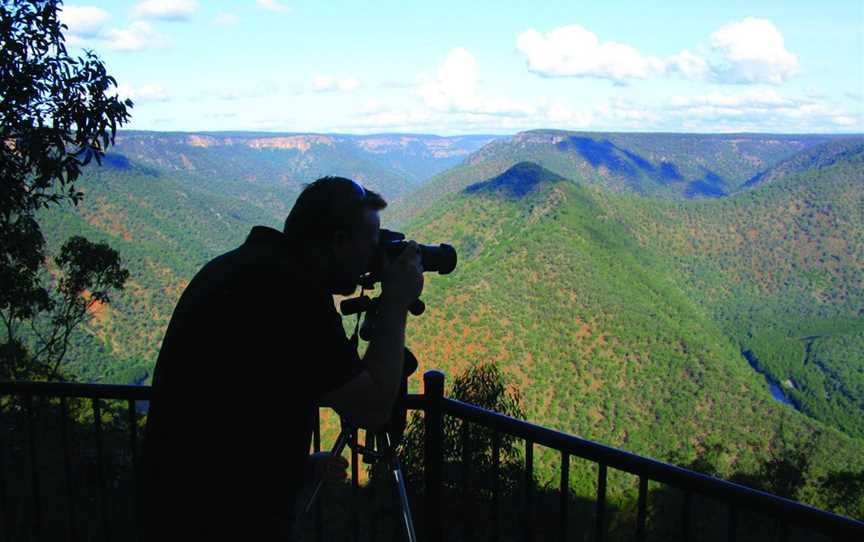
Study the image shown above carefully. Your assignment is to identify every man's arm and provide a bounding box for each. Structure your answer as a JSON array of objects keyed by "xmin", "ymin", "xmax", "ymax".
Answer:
[{"xmin": 320, "ymin": 242, "xmax": 422, "ymax": 428}]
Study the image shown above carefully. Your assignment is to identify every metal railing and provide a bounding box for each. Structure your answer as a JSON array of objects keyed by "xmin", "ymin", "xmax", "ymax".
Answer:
[{"xmin": 1, "ymin": 372, "xmax": 863, "ymax": 542}]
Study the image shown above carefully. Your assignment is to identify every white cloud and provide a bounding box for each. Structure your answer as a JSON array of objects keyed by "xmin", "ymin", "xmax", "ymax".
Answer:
[
  {"xmin": 832, "ymin": 115, "xmax": 858, "ymax": 126},
  {"xmin": 342, "ymin": 48, "xmax": 617, "ymax": 133},
  {"xmin": 256, "ymin": 0, "xmax": 291, "ymax": 13},
  {"xmin": 517, "ymin": 25, "xmax": 666, "ymax": 82},
  {"xmin": 803, "ymin": 87, "xmax": 826, "ymax": 99},
  {"xmin": 65, "ymin": 34, "xmax": 88, "ymax": 47},
  {"xmin": 345, "ymin": 100, "xmax": 599, "ymax": 134},
  {"xmin": 668, "ymin": 88, "xmax": 795, "ymax": 109},
  {"xmin": 59, "ymin": 5, "xmax": 109, "ymax": 37},
  {"xmin": 665, "ymin": 89, "xmax": 861, "ymax": 131},
  {"xmin": 103, "ymin": 22, "xmax": 167, "ymax": 51},
  {"xmin": 131, "ymin": 0, "xmax": 199, "ymax": 21},
  {"xmin": 114, "ymin": 84, "xmax": 170, "ymax": 102},
  {"xmin": 213, "ymin": 12, "xmax": 239, "ymax": 26},
  {"xmin": 666, "ymin": 50, "xmax": 709, "ymax": 80},
  {"xmin": 313, "ymin": 75, "xmax": 360, "ymax": 92},
  {"xmin": 418, "ymin": 48, "xmax": 480, "ymax": 110},
  {"xmin": 517, "ymin": 18, "xmax": 800, "ymax": 86},
  {"xmin": 417, "ymin": 48, "xmax": 535, "ymax": 116},
  {"xmin": 709, "ymin": 17, "xmax": 799, "ymax": 84},
  {"xmin": 343, "ymin": 83, "xmax": 862, "ymax": 134},
  {"xmin": 596, "ymin": 100, "xmax": 660, "ymax": 124}
]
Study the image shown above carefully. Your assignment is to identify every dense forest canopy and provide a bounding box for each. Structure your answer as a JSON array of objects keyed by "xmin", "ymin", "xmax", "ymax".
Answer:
[{"xmin": 33, "ymin": 132, "xmax": 864, "ymax": 507}]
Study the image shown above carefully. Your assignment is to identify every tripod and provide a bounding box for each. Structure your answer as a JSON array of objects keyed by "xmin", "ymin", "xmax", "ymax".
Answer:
[
  {"xmin": 296, "ymin": 420, "xmax": 418, "ymax": 542},
  {"xmin": 294, "ymin": 292, "xmax": 423, "ymax": 541}
]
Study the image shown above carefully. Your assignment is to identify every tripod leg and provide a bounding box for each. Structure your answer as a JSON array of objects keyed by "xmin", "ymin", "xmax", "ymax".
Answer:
[
  {"xmin": 303, "ymin": 429, "xmax": 352, "ymax": 516},
  {"xmin": 383, "ymin": 433, "xmax": 418, "ymax": 542}
]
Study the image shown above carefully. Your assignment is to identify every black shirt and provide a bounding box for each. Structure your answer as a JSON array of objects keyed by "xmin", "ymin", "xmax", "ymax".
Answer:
[{"xmin": 140, "ymin": 226, "xmax": 363, "ymax": 539}]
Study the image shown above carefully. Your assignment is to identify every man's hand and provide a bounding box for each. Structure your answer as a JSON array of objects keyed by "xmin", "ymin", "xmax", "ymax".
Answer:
[
  {"xmin": 308, "ymin": 451, "xmax": 349, "ymax": 482},
  {"xmin": 380, "ymin": 241, "xmax": 424, "ymax": 310},
  {"xmin": 325, "ymin": 241, "xmax": 419, "ymax": 433}
]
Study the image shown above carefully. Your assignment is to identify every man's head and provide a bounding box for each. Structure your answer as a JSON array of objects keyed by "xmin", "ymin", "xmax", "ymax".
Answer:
[{"xmin": 283, "ymin": 176, "xmax": 387, "ymax": 295}]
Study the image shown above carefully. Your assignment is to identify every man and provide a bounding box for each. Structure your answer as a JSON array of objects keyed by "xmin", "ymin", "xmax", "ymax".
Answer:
[{"xmin": 140, "ymin": 176, "xmax": 423, "ymax": 540}]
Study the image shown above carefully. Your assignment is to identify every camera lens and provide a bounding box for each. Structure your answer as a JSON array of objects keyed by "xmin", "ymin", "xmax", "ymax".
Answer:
[
  {"xmin": 381, "ymin": 241, "xmax": 457, "ymax": 275},
  {"xmin": 421, "ymin": 243, "xmax": 457, "ymax": 275}
]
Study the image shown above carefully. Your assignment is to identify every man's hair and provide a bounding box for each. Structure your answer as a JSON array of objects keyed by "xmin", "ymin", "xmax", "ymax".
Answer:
[{"xmin": 283, "ymin": 176, "xmax": 387, "ymax": 247}]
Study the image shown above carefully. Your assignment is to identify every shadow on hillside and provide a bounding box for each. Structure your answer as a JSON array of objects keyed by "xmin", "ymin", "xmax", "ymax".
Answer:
[{"xmin": 555, "ymin": 137, "xmax": 639, "ymax": 178}]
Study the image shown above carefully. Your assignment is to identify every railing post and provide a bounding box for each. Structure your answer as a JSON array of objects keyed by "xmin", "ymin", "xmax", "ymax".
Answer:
[
  {"xmin": 0, "ymin": 397, "xmax": 10, "ymax": 542},
  {"xmin": 423, "ymin": 370, "xmax": 445, "ymax": 542}
]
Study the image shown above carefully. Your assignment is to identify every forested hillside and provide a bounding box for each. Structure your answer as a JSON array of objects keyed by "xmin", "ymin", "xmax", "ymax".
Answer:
[
  {"xmin": 593, "ymin": 139, "xmax": 864, "ymax": 438},
  {"xmin": 36, "ymin": 131, "xmax": 495, "ymax": 382},
  {"xmin": 33, "ymin": 131, "xmax": 864, "ymax": 512},
  {"xmin": 39, "ymin": 159, "xmax": 289, "ymax": 384},
  {"xmin": 388, "ymin": 130, "xmax": 837, "ymax": 227},
  {"xmin": 399, "ymin": 158, "xmax": 864, "ymax": 493},
  {"xmin": 110, "ymin": 131, "xmax": 497, "ymax": 199}
]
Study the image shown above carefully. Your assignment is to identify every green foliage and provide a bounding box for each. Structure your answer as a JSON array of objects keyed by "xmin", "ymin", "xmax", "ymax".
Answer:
[
  {"xmin": 3, "ymin": 236, "xmax": 128, "ymax": 380},
  {"xmin": 36, "ymin": 159, "xmax": 291, "ymax": 382},
  {"xmin": 399, "ymin": 155, "xmax": 864, "ymax": 514},
  {"xmin": 816, "ymin": 470, "xmax": 864, "ymax": 520},
  {"xmin": 399, "ymin": 361, "xmax": 525, "ymax": 495},
  {"xmin": 28, "ymin": 126, "xmax": 864, "ymax": 523},
  {"xmin": 387, "ymin": 130, "xmax": 840, "ymax": 227},
  {"xmin": 0, "ymin": 0, "xmax": 132, "ymax": 382},
  {"xmin": 0, "ymin": 0, "xmax": 132, "ymax": 215},
  {"xmin": 674, "ymin": 436, "xmax": 864, "ymax": 521},
  {"xmin": 596, "ymin": 141, "xmax": 864, "ymax": 437},
  {"xmin": 0, "ymin": 394, "xmax": 144, "ymax": 540},
  {"xmin": 103, "ymin": 131, "xmax": 496, "ymax": 200}
]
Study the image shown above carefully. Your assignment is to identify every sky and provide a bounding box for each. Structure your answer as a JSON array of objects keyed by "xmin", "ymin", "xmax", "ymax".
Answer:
[{"xmin": 59, "ymin": 0, "xmax": 864, "ymax": 135}]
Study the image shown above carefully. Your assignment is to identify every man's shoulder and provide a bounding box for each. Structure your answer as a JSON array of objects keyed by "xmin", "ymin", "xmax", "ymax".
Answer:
[{"xmin": 190, "ymin": 234, "xmax": 296, "ymax": 291}]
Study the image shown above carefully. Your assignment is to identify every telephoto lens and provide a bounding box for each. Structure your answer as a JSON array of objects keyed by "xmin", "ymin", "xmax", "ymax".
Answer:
[{"xmin": 378, "ymin": 229, "xmax": 457, "ymax": 275}]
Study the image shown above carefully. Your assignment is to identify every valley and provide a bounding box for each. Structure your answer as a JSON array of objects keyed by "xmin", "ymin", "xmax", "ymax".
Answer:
[{"xmin": 35, "ymin": 129, "xmax": 864, "ymax": 504}]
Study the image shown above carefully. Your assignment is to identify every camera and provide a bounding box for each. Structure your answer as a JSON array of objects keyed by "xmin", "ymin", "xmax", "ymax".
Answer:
[
  {"xmin": 358, "ymin": 229, "xmax": 457, "ymax": 287},
  {"xmin": 376, "ymin": 229, "xmax": 457, "ymax": 275},
  {"xmin": 341, "ymin": 229, "xmax": 456, "ymax": 318}
]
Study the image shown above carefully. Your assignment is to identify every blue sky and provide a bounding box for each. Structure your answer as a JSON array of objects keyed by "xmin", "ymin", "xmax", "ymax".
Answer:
[{"xmin": 61, "ymin": 0, "xmax": 863, "ymax": 134}]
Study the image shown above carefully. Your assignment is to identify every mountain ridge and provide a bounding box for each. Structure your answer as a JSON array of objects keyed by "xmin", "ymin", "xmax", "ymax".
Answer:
[
  {"xmin": 464, "ymin": 161, "xmax": 567, "ymax": 199},
  {"xmin": 32, "ymin": 130, "xmax": 864, "ymax": 510},
  {"xmin": 387, "ymin": 130, "xmax": 848, "ymax": 227},
  {"xmin": 108, "ymin": 130, "xmax": 500, "ymax": 200},
  {"xmin": 740, "ymin": 137, "xmax": 864, "ymax": 189},
  {"xmin": 400, "ymin": 157, "xmax": 864, "ymax": 488}
]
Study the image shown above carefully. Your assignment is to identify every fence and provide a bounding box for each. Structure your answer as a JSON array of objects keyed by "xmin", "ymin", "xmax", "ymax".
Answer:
[{"xmin": 1, "ymin": 371, "xmax": 862, "ymax": 541}]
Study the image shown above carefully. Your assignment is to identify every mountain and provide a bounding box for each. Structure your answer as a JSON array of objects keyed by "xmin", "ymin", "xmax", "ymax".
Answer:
[
  {"xmin": 464, "ymin": 161, "xmax": 567, "ymax": 198},
  {"xmin": 37, "ymin": 131, "xmax": 499, "ymax": 383},
  {"xmin": 39, "ymin": 157, "xmax": 288, "ymax": 384},
  {"xmin": 400, "ymin": 156, "xmax": 864, "ymax": 485},
  {"xmin": 33, "ymin": 131, "xmax": 864, "ymax": 505},
  {"xmin": 387, "ymin": 130, "xmax": 838, "ymax": 227},
  {"xmin": 739, "ymin": 137, "xmax": 864, "ymax": 189},
  {"xmin": 108, "ymin": 131, "xmax": 498, "ymax": 200},
  {"xmin": 599, "ymin": 139, "xmax": 864, "ymax": 437}
]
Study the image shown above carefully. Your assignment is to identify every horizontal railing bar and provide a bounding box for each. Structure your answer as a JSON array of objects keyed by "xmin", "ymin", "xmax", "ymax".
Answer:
[
  {"xmin": 0, "ymin": 381, "xmax": 152, "ymax": 401},
  {"xmin": 441, "ymin": 397, "xmax": 863, "ymax": 540},
  {"xmin": 2, "ymin": 380, "xmax": 861, "ymax": 539},
  {"xmin": 403, "ymin": 394, "xmax": 425, "ymax": 411},
  {"xmin": 0, "ymin": 381, "xmax": 428, "ymax": 411}
]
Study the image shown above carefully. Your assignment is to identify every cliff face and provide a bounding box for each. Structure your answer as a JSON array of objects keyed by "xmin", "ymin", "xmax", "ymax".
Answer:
[{"xmin": 110, "ymin": 131, "xmax": 498, "ymax": 197}]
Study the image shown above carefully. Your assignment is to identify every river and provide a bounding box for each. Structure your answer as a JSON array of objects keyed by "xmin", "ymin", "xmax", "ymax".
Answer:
[{"xmin": 741, "ymin": 350, "xmax": 797, "ymax": 408}]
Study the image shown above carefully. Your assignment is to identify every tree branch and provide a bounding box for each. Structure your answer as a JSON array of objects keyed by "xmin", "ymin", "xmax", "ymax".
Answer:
[
  {"xmin": 0, "ymin": 309, "xmax": 13, "ymax": 342},
  {"xmin": 47, "ymin": 299, "xmax": 90, "ymax": 381}
]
